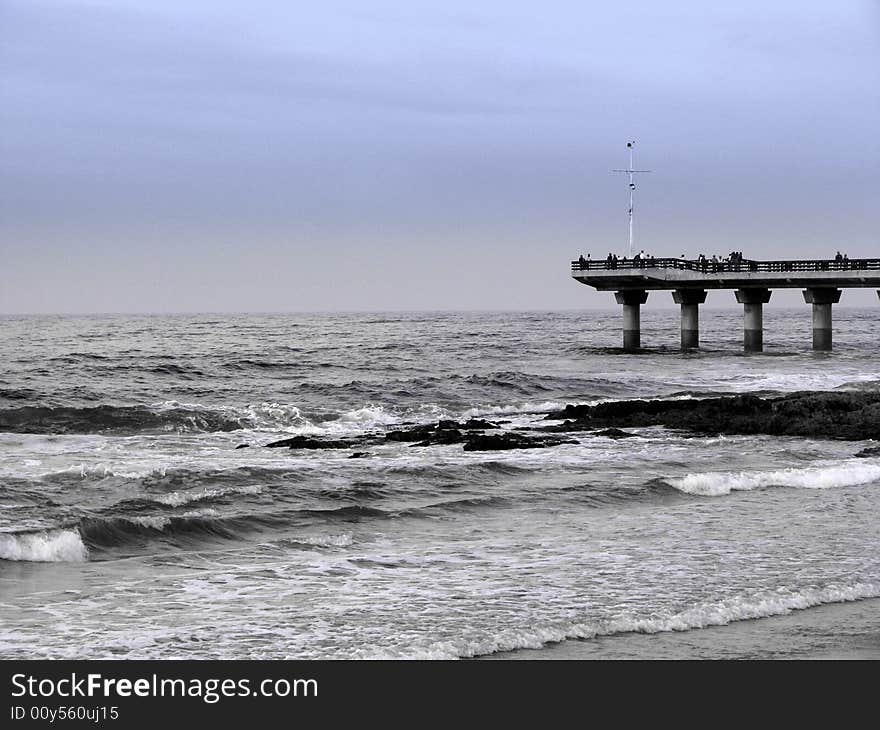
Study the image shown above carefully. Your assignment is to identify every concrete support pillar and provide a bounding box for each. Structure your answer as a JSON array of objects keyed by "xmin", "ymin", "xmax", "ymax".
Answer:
[
  {"xmin": 672, "ymin": 290, "xmax": 707, "ymax": 349},
  {"xmin": 803, "ymin": 288, "xmax": 841, "ymax": 351},
  {"xmin": 614, "ymin": 290, "xmax": 649, "ymax": 351},
  {"xmin": 734, "ymin": 288, "xmax": 772, "ymax": 352}
]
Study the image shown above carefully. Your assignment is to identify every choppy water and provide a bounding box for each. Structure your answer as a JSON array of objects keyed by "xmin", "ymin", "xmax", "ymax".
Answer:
[{"xmin": 1, "ymin": 309, "xmax": 879, "ymax": 659}]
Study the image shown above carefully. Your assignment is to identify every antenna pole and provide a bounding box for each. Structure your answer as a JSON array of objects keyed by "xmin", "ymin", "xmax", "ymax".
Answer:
[
  {"xmin": 612, "ymin": 141, "xmax": 651, "ymax": 259},
  {"xmin": 628, "ymin": 142, "xmax": 634, "ymax": 258}
]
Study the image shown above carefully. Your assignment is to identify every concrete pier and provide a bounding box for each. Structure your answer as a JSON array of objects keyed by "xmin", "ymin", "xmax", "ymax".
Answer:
[
  {"xmin": 734, "ymin": 288, "xmax": 772, "ymax": 352},
  {"xmin": 803, "ymin": 288, "xmax": 841, "ymax": 351},
  {"xmin": 614, "ymin": 290, "xmax": 648, "ymax": 351},
  {"xmin": 672, "ymin": 289, "xmax": 707, "ymax": 349},
  {"xmin": 571, "ymin": 257, "xmax": 880, "ymax": 353}
]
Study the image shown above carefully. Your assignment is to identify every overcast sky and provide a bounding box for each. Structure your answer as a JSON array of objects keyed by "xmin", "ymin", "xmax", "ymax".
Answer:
[{"xmin": 1, "ymin": 0, "xmax": 878, "ymax": 312}]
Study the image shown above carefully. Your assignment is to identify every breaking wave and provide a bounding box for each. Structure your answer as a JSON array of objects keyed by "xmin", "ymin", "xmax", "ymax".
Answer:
[
  {"xmin": 0, "ymin": 394, "xmax": 595, "ymax": 437},
  {"xmin": 406, "ymin": 582, "xmax": 880, "ymax": 659},
  {"xmin": 463, "ymin": 401, "xmax": 566, "ymax": 418},
  {"xmin": 0, "ymin": 528, "xmax": 89, "ymax": 562},
  {"xmin": 665, "ymin": 461, "xmax": 880, "ymax": 496},
  {"xmin": 149, "ymin": 485, "xmax": 264, "ymax": 508},
  {"xmin": 78, "ymin": 512, "xmax": 284, "ymax": 550}
]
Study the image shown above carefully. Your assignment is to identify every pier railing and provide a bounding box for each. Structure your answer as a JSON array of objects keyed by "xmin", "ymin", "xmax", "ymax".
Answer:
[{"xmin": 571, "ymin": 257, "xmax": 880, "ymax": 273}]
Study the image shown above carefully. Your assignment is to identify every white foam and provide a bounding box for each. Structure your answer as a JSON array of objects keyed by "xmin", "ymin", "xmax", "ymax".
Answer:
[
  {"xmin": 65, "ymin": 464, "xmax": 169, "ymax": 480},
  {"xmin": 149, "ymin": 399, "xmax": 205, "ymax": 411},
  {"xmin": 151, "ymin": 400, "xmax": 312, "ymax": 432},
  {"xmin": 336, "ymin": 405, "xmax": 400, "ymax": 426},
  {"xmin": 296, "ymin": 533, "xmax": 353, "ymax": 547},
  {"xmin": 667, "ymin": 461, "xmax": 880, "ymax": 496},
  {"xmin": 153, "ymin": 484, "xmax": 263, "ymax": 507},
  {"xmin": 239, "ymin": 402, "xmax": 310, "ymax": 430},
  {"xmin": 0, "ymin": 529, "xmax": 88, "ymax": 562},
  {"xmin": 713, "ymin": 373, "xmax": 880, "ymax": 394},
  {"xmin": 124, "ymin": 516, "xmax": 172, "ymax": 530},
  {"xmin": 462, "ymin": 401, "xmax": 566, "ymax": 418},
  {"xmin": 404, "ymin": 582, "xmax": 880, "ymax": 659},
  {"xmin": 180, "ymin": 508, "xmax": 219, "ymax": 518}
]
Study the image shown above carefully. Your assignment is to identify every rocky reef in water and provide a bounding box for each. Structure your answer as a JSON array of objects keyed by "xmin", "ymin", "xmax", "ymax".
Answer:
[
  {"xmin": 541, "ymin": 391, "xmax": 880, "ymax": 441},
  {"xmin": 244, "ymin": 392, "xmax": 880, "ymax": 454},
  {"xmin": 261, "ymin": 418, "xmax": 575, "ymax": 452}
]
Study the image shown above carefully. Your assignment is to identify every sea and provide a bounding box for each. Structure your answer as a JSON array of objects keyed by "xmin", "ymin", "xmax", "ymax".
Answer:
[{"xmin": 1, "ymin": 309, "xmax": 879, "ymax": 660}]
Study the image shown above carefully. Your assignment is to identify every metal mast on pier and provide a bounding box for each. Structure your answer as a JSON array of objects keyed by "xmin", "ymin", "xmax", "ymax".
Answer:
[{"xmin": 612, "ymin": 141, "xmax": 651, "ymax": 258}]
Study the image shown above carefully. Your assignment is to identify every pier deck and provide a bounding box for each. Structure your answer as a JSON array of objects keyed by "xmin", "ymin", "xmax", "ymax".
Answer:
[
  {"xmin": 571, "ymin": 257, "xmax": 880, "ymax": 291},
  {"xmin": 570, "ymin": 257, "xmax": 880, "ymax": 352}
]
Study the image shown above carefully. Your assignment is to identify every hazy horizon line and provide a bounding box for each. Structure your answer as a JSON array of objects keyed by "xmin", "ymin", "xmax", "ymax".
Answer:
[{"xmin": 3, "ymin": 304, "xmax": 880, "ymax": 317}]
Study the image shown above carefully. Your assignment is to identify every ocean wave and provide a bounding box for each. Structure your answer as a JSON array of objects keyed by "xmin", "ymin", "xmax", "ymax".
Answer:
[
  {"xmin": 38, "ymin": 464, "xmax": 172, "ymax": 482},
  {"xmin": 226, "ymin": 359, "xmax": 300, "ymax": 370},
  {"xmin": 0, "ymin": 396, "xmax": 587, "ymax": 437},
  {"xmin": 149, "ymin": 485, "xmax": 264, "ymax": 508},
  {"xmin": 0, "ymin": 404, "xmax": 243, "ymax": 435},
  {"xmin": 78, "ymin": 512, "xmax": 282, "ymax": 550},
  {"xmin": 415, "ymin": 495, "xmax": 507, "ymax": 513},
  {"xmin": 383, "ymin": 461, "xmax": 539, "ymax": 479},
  {"xmin": 150, "ymin": 363, "xmax": 206, "ymax": 377},
  {"xmin": 0, "ymin": 528, "xmax": 89, "ymax": 562},
  {"xmin": 278, "ymin": 533, "xmax": 354, "ymax": 549},
  {"xmin": 232, "ymin": 402, "xmax": 313, "ymax": 430},
  {"xmin": 462, "ymin": 401, "xmax": 566, "ymax": 418},
  {"xmin": 708, "ymin": 373, "xmax": 880, "ymax": 394},
  {"xmin": 664, "ymin": 461, "xmax": 880, "ymax": 496},
  {"xmin": 453, "ymin": 371, "xmax": 625, "ymax": 397},
  {"xmin": 405, "ymin": 582, "xmax": 880, "ymax": 659},
  {"xmin": 0, "ymin": 387, "xmax": 40, "ymax": 401},
  {"xmin": 303, "ymin": 505, "xmax": 390, "ymax": 521},
  {"xmin": 334, "ymin": 405, "xmax": 402, "ymax": 427},
  {"xmin": 834, "ymin": 379, "xmax": 880, "ymax": 392},
  {"xmin": 81, "ymin": 503, "xmax": 386, "ymax": 552},
  {"xmin": 32, "ymin": 464, "xmax": 307, "ymax": 490}
]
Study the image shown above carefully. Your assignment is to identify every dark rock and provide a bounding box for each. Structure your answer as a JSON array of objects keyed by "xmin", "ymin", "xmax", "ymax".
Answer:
[
  {"xmin": 461, "ymin": 418, "xmax": 499, "ymax": 430},
  {"xmin": 384, "ymin": 418, "xmax": 572, "ymax": 450},
  {"xmin": 542, "ymin": 391, "xmax": 880, "ymax": 441},
  {"xmin": 234, "ymin": 444, "xmax": 251, "ymax": 449},
  {"xmin": 462, "ymin": 432, "xmax": 577, "ymax": 451},
  {"xmin": 348, "ymin": 452, "xmax": 370, "ymax": 459},
  {"xmin": 264, "ymin": 436, "xmax": 355, "ymax": 449},
  {"xmin": 855, "ymin": 445, "xmax": 880, "ymax": 458},
  {"xmin": 411, "ymin": 429, "xmax": 465, "ymax": 447},
  {"xmin": 592, "ymin": 428, "xmax": 638, "ymax": 439},
  {"xmin": 386, "ymin": 419, "xmax": 494, "ymax": 444},
  {"xmin": 386, "ymin": 424, "xmax": 438, "ymax": 442}
]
